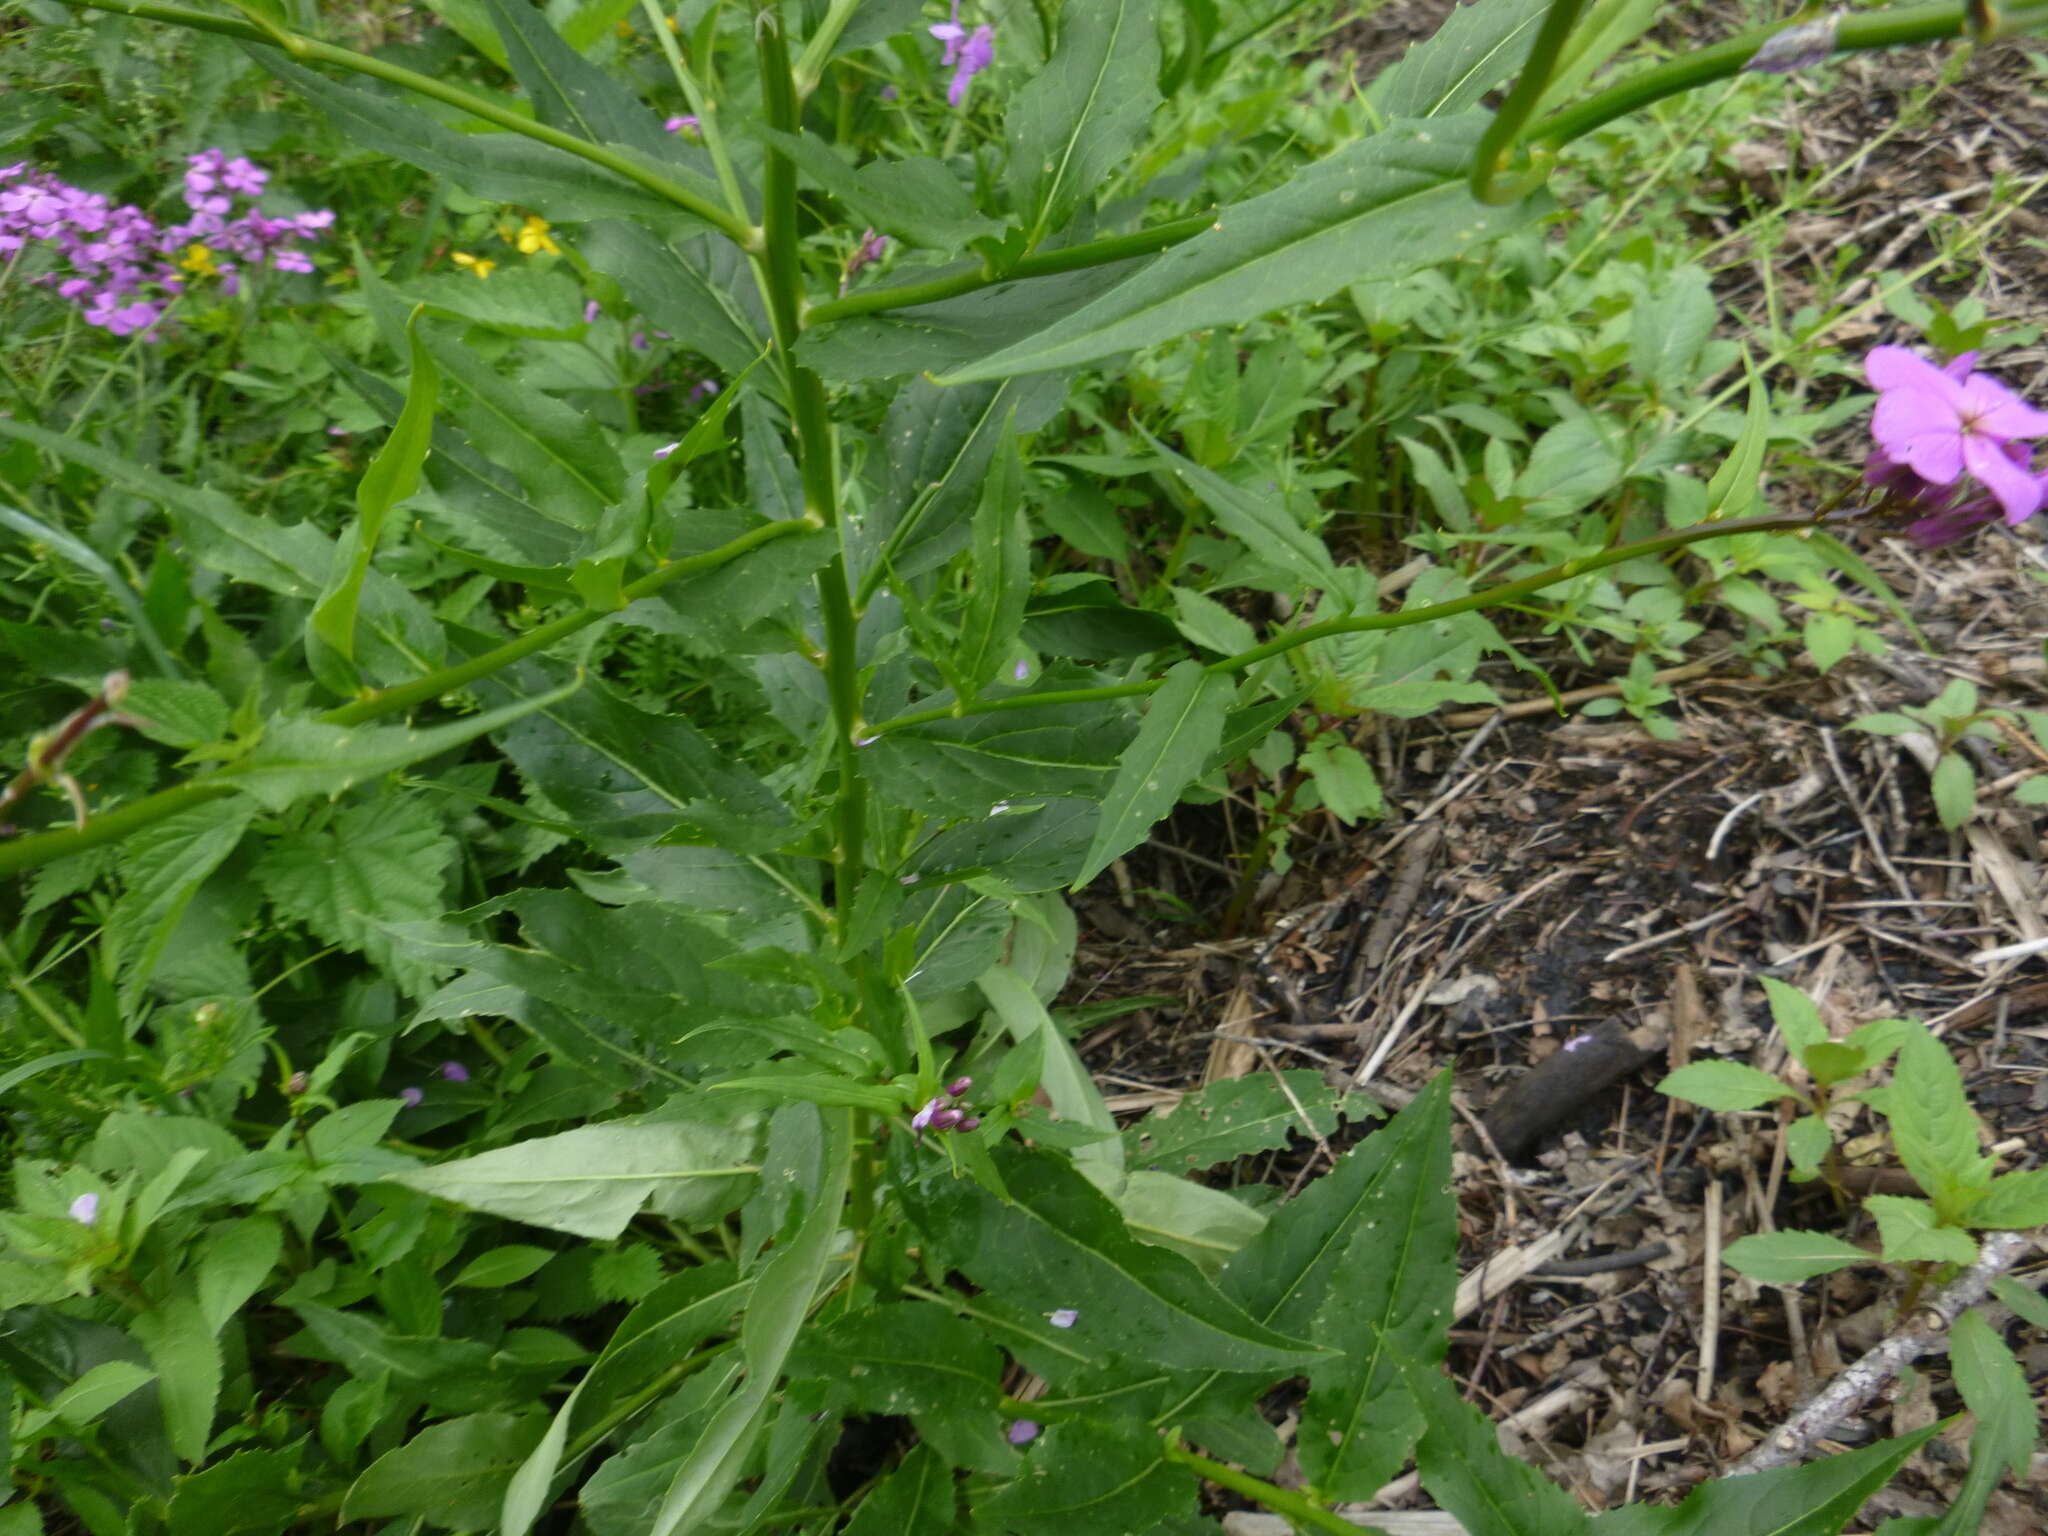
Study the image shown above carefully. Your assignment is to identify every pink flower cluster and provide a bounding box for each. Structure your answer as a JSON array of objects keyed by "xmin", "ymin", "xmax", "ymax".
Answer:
[
  {"xmin": 1863, "ymin": 346, "xmax": 2048, "ymax": 547},
  {"xmin": 930, "ymin": 2, "xmax": 995, "ymax": 106},
  {"xmin": 0, "ymin": 150, "xmax": 333, "ymax": 339}
]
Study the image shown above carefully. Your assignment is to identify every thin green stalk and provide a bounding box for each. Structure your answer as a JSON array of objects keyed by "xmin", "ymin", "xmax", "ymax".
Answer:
[
  {"xmin": 0, "ymin": 519, "xmax": 815, "ymax": 879},
  {"xmin": 1161, "ymin": 1432, "xmax": 1391, "ymax": 1536},
  {"xmin": 755, "ymin": 4, "xmax": 867, "ymax": 917},
  {"xmin": 1539, "ymin": 1, "xmax": 2048, "ymax": 151},
  {"xmin": 793, "ymin": 0, "xmax": 865, "ymax": 97},
  {"xmin": 640, "ymin": 0, "xmax": 754, "ymax": 228},
  {"xmin": 802, "ymin": 211, "xmax": 1216, "ymax": 327},
  {"xmin": 69, "ymin": 0, "xmax": 758, "ymax": 248},
  {"xmin": 872, "ymin": 509, "xmax": 1820, "ymax": 736},
  {"xmin": 1470, "ymin": 0, "xmax": 1591, "ymax": 203}
]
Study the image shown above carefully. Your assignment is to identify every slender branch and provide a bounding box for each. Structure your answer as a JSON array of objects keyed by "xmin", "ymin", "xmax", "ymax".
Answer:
[
  {"xmin": 0, "ymin": 518, "xmax": 816, "ymax": 878},
  {"xmin": 1469, "ymin": 0, "xmax": 1589, "ymax": 204},
  {"xmin": 872, "ymin": 509, "xmax": 1821, "ymax": 736},
  {"xmin": 1539, "ymin": 1, "xmax": 2048, "ymax": 150},
  {"xmin": 1730, "ymin": 1230, "xmax": 2038, "ymax": 1475},
  {"xmin": 66, "ymin": 0, "xmax": 758, "ymax": 248},
  {"xmin": 756, "ymin": 5, "xmax": 867, "ymax": 916},
  {"xmin": 802, "ymin": 212, "xmax": 1216, "ymax": 327},
  {"xmin": 1161, "ymin": 1432, "xmax": 1393, "ymax": 1536}
]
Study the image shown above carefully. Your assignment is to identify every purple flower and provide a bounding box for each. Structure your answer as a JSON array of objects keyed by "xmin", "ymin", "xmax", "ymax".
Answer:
[
  {"xmin": 929, "ymin": 1107, "xmax": 964, "ymax": 1131},
  {"xmin": 946, "ymin": 1075, "xmax": 973, "ymax": 1097},
  {"xmin": 400, "ymin": 1086, "xmax": 424, "ymax": 1107},
  {"xmin": 1012, "ymin": 658, "xmax": 1031, "ymax": 682},
  {"xmin": 1866, "ymin": 346, "xmax": 2048, "ymax": 523},
  {"xmin": 440, "ymin": 1061, "xmax": 469, "ymax": 1082},
  {"xmin": 653, "ymin": 441, "xmax": 681, "ymax": 460},
  {"xmin": 584, "ymin": 299, "xmax": 601, "ymax": 323},
  {"xmin": 1007, "ymin": 1419, "xmax": 1040, "ymax": 1445},
  {"xmin": 1048, "ymin": 1308, "xmax": 1078, "ymax": 1329},
  {"xmin": 958, "ymin": 1115, "xmax": 981, "ymax": 1131},
  {"xmin": 69, "ymin": 1193, "xmax": 99, "ymax": 1227},
  {"xmin": 929, "ymin": 3, "xmax": 995, "ymax": 105},
  {"xmin": 688, "ymin": 378, "xmax": 720, "ymax": 404},
  {"xmin": 911, "ymin": 1096, "xmax": 944, "ymax": 1133},
  {"xmin": 664, "ymin": 115, "xmax": 701, "ymax": 137}
]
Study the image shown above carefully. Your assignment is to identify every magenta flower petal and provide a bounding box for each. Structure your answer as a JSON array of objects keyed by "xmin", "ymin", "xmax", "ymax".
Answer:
[
  {"xmin": 1957, "ymin": 374, "xmax": 2048, "ymax": 440},
  {"xmin": 1865, "ymin": 345, "xmax": 1969, "ymax": 410},
  {"xmin": 1962, "ymin": 434, "xmax": 2045, "ymax": 522}
]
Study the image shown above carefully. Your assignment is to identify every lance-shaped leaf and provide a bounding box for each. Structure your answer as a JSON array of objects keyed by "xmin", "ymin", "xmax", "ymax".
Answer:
[
  {"xmin": 1005, "ymin": 0, "xmax": 1161, "ymax": 247},
  {"xmin": 908, "ymin": 1145, "xmax": 1324, "ymax": 1374},
  {"xmin": 1404, "ymin": 1356, "xmax": 1592, "ymax": 1535},
  {"xmin": 1365, "ymin": 0, "xmax": 1549, "ymax": 119},
  {"xmin": 420, "ymin": 322, "xmax": 621, "ymax": 532},
  {"xmin": 976, "ymin": 1415, "xmax": 1193, "ymax": 1535},
  {"xmin": 582, "ymin": 222, "xmax": 770, "ymax": 383},
  {"xmin": 385, "ymin": 1113, "xmax": 759, "ymax": 1240},
  {"xmin": 955, "ymin": 428, "xmax": 1032, "ymax": 692},
  {"xmin": 312, "ymin": 306, "xmax": 437, "ymax": 678},
  {"xmin": 748, "ymin": 126, "xmax": 1002, "ymax": 251},
  {"xmin": 941, "ymin": 114, "xmax": 1550, "ymax": 383},
  {"xmin": 1142, "ymin": 430, "xmax": 1340, "ymax": 591},
  {"xmin": 483, "ymin": 0, "xmax": 674, "ymax": 155},
  {"xmin": 1074, "ymin": 661, "xmax": 1234, "ymax": 889},
  {"xmin": 1298, "ymin": 1061, "xmax": 1457, "ymax": 1498},
  {"xmin": 1124, "ymin": 1072, "xmax": 1363, "ymax": 1173},
  {"xmin": 864, "ymin": 688, "xmax": 1133, "ymax": 820},
  {"xmin": 1589, "ymin": 1424, "xmax": 1936, "ymax": 1535},
  {"xmin": 249, "ymin": 49, "xmax": 718, "ymax": 229}
]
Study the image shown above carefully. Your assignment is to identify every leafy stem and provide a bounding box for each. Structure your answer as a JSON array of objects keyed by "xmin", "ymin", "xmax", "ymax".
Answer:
[
  {"xmin": 66, "ymin": 0, "xmax": 758, "ymax": 247},
  {"xmin": 1160, "ymin": 1431, "xmax": 1391, "ymax": 1536},
  {"xmin": 1469, "ymin": 0, "xmax": 1590, "ymax": 203},
  {"xmin": 873, "ymin": 509, "xmax": 1825, "ymax": 737}
]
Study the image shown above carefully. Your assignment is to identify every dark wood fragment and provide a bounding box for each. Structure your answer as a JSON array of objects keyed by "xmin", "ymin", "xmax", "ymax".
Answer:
[{"xmin": 1481, "ymin": 1019, "xmax": 1651, "ymax": 1162}]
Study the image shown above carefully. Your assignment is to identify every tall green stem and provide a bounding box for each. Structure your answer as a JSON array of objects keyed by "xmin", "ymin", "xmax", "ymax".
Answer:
[
  {"xmin": 755, "ymin": 3, "xmax": 867, "ymax": 920},
  {"xmin": 1469, "ymin": 0, "xmax": 1590, "ymax": 203}
]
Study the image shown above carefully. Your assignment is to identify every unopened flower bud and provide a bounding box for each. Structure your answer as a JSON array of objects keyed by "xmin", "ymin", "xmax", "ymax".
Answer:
[
  {"xmin": 286, "ymin": 1071, "xmax": 308, "ymax": 1096},
  {"xmin": 1744, "ymin": 10, "xmax": 1841, "ymax": 73},
  {"xmin": 929, "ymin": 1107, "xmax": 964, "ymax": 1132},
  {"xmin": 101, "ymin": 670, "xmax": 130, "ymax": 705},
  {"xmin": 946, "ymin": 1076, "xmax": 972, "ymax": 1097},
  {"xmin": 958, "ymin": 1116, "xmax": 981, "ymax": 1131}
]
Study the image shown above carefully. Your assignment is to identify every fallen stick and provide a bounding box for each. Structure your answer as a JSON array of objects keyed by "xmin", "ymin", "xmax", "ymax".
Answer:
[{"xmin": 1729, "ymin": 1230, "xmax": 2039, "ymax": 1476}]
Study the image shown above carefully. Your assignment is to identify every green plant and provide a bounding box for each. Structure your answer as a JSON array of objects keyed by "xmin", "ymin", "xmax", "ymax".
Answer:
[{"xmin": 2, "ymin": 0, "xmax": 2046, "ymax": 1532}]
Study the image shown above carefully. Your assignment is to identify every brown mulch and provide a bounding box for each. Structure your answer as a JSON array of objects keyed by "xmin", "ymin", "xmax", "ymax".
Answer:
[{"xmin": 1062, "ymin": 6, "xmax": 2048, "ymax": 1527}]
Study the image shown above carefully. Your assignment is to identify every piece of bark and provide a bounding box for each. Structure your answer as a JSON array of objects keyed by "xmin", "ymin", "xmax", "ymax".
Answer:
[{"xmin": 1481, "ymin": 1020, "xmax": 1651, "ymax": 1162}]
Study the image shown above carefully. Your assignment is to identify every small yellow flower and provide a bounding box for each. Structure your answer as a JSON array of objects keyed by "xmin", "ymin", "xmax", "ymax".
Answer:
[
  {"xmin": 513, "ymin": 215, "xmax": 560, "ymax": 257},
  {"xmin": 178, "ymin": 243, "xmax": 220, "ymax": 277},
  {"xmin": 451, "ymin": 251, "xmax": 496, "ymax": 279}
]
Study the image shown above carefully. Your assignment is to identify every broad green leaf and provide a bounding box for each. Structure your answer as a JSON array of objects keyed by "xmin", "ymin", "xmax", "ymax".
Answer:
[
  {"xmin": 1720, "ymin": 1230, "xmax": 1870, "ymax": 1285},
  {"xmin": 1801, "ymin": 1042, "xmax": 1864, "ymax": 1089},
  {"xmin": 977, "ymin": 1415, "xmax": 1193, "ymax": 1535},
  {"xmin": 1656, "ymin": 1060, "xmax": 1793, "ymax": 1112},
  {"xmin": 1405, "ymin": 1355, "xmax": 1591, "ymax": 1536},
  {"xmin": 979, "ymin": 963, "xmax": 1120, "ymax": 1170},
  {"xmin": 394, "ymin": 264, "xmax": 588, "ymax": 339},
  {"xmin": 581, "ymin": 222, "xmax": 770, "ymax": 382},
  {"xmin": 484, "ymin": 0, "xmax": 674, "ymax": 154},
  {"xmin": 1785, "ymin": 1115, "xmax": 1831, "ymax": 1182},
  {"xmin": 218, "ymin": 679, "xmax": 577, "ymax": 810},
  {"xmin": 124, "ymin": 679, "xmax": 230, "ymax": 751},
  {"xmin": 311, "ymin": 307, "xmax": 437, "ymax": 677},
  {"xmin": 1074, "ymin": 661, "xmax": 1234, "ymax": 888},
  {"xmin": 165, "ymin": 1446, "xmax": 305, "ymax": 1536},
  {"xmin": 1867, "ymin": 1022, "xmax": 1994, "ymax": 1222},
  {"xmin": 789, "ymin": 1301, "xmax": 1010, "ymax": 1470},
  {"xmin": 130, "ymin": 1294, "xmax": 221, "ymax": 1463},
  {"xmin": 106, "ymin": 798, "xmax": 256, "ymax": 1010},
  {"xmin": 1865, "ymin": 1196, "xmax": 1977, "ymax": 1267},
  {"xmin": 421, "ymin": 321, "xmax": 621, "ymax": 532},
  {"xmin": 1629, "ymin": 266, "xmax": 1716, "ymax": 398},
  {"xmin": 842, "ymin": 1443, "xmax": 956, "ymax": 1536},
  {"xmin": 1587, "ymin": 1423, "xmax": 1937, "ymax": 1535},
  {"xmin": 1365, "ymin": 0, "xmax": 1548, "ymax": 118},
  {"xmin": 865, "ymin": 691, "xmax": 1132, "ymax": 820},
  {"xmin": 22, "ymin": 1360, "xmax": 156, "ymax": 1435},
  {"xmin": 940, "ymin": 114, "xmax": 1549, "ymax": 383},
  {"xmin": 1141, "ymin": 431, "xmax": 1339, "ymax": 590},
  {"xmin": 1930, "ymin": 751, "xmax": 1975, "ymax": 830},
  {"xmin": 479, "ymin": 657, "xmax": 793, "ymax": 854},
  {"xmin": 956, "ymin": 428, "xmax": 1033, "ymax": 692},
  {"xmin": 1080, "ymin": 1166, "xmax": 1268, "ymax": 1274},
  {"xmin": 386, "ymin": 1113, "xmax": 759, "ymax": 1239},
  {"xmin": 1761, "ymin": 976, "xmax": 1827, "ymax": 1059},
  {"xmin": 1004, "ymin": 0, "xmax": 1161, "ymax": 246},
  {"xmin": 1123, "ymin": 1072, "xmax": 1362, "ymax": 1172},
  {"xmin": 903, "ymin": 797, "xmax": 1098, "ymax": 893},
  {"xmin": 1169, "ymin": 585, "xmax": 1258, "ymax": 656},
  {"xmin": 1023, "ymin": 575, "xmax": 1183, "ymax": 659},
  {"xmin": 1991, "ymin": 1275, "xmax": 2048, "ymax": 1331},
  {"xmin": 451, "ymin": 1244, "xmax": 554, "ymax": 1288},
  {"xmin": 748, "ymin": 127, "xmax": 1002, "ymax": 251},
  {"xmin": 254, "ymin": 796, "xmax": 457, "ymax": 996},
  {"xmin": 342, "ymin": 1411, "xmax": 547, "ymax": 1527},
  {"xmin": 1302, "ymin": 739, "xmax": 1384, "ymax": 825},
  {"xmin": 908, "ymin": 1145, "xmax": 1324, "ymax": 1374},
  {"xmin": 252, "ymin": 51, "xmax": 716, "ymax": 229},
  {"xmin": 1934, "ymin": 1310, "xmax": 2037, "ymax": 1536},
  {"xmin": 1299, "ymin": 1068, "xmax": 1455, "ymax": 1498},
  {"xmin": 197, "ymin": 1217, "xmax": 283, "ymax": 1335},
  {"xmin": 1963, "ymin": 1168, "xmax": 2048, "ymax": 1229},
  {"xmin": 801, "ymin": 256, "xmax": 1152, "ymax": 383},
  {"xmin": 646, "ymin": 1110, "xmax": 851, "ymax": 1536},
  {"xmin": 859, "ymin": 372, "xmax": 1069, "ymax": 588}
]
